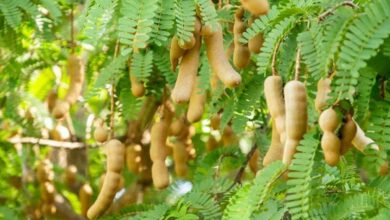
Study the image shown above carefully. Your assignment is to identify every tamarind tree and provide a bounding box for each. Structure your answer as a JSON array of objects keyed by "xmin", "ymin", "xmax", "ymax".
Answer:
[{"xmin": 0, "ymin": 0, "xmax": 390, "ymax": 219}]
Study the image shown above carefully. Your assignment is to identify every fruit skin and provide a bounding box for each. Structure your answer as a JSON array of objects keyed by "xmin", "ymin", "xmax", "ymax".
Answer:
[
  {"xmin": 106, "ymin": 139, "xmax": 126, "ymax": 173},
  {"xmin": 283, "ymin": 80, "xmax": 307, "ymax": 165},
  {"xmin": 126, "ymin": 144, "xmax": 142, "ymax": 173},
  {"xmin": 52, "ymin": 100, "xmax": 70, "ymax": 119},
  {"xmin": 206, "ymin": 135, "xmax": 219, "ymax": 152},
  {"xmin": 248, "ymin": 16, "xmax": 264, "ymax": 53},
  {"xmin": 233, "ymin": 7, "xmax": 250, "ymax": 69},
  {"xmin": 186, "ymin": 76, "xmax": 206, "ymax": 123},
  {"xmin": 65, "ymin": 54, "xmax": 85, "ymax": 105},
  {"xmin": 170, "ymin": 36, "xmax": 186, "ymax": 71},
  {"xmin": 352, "ymin": 122, "xmax": 379, "ymax": 152},
  {"xmin": 151, "ymin": 160, "xmax": 169, "ymax": 189},
  {"xmin": 171, "ymin": 18, "xmax": 202, "ymax": 104},
  {"xmin": 87, "ymin": 172, "xmax": 122, "ymax": 219},
  {"xmin": 315, "ymin": 78, "xmax": 331, "ymax": 112},
  {"xmin": 263, "ymin": 120, "xmax": 283, "ymax": 166},
  {"xmin": 340, "ymin": 114, "xmax": 357, "ymax": 155},
  {"xmin": 264, "ymin": 76, "xmax": 286, "ymax": 144},
  {"xmin": 319, "ymin": 108, "xmax": 341, "ymax": 166},
  {"xmin": 79, "ymin": 183, "xmax": 93, "ymax": 217},
  {"xmin": 240, "ymin": 0, "xmax": 269, "ymax": 16},
  {"xmin": 172, "ymin": 140, "xmax": 189, "ymax": 177},
  {"xmin": 94, "ymin": 125, "xmax": 109, "ymax": 143},
  {"xmin": 204, "ymin": 23, "xmax": 241, "ymax": 88},
  {"xmin": 179, "ymin": 35, "xmax": 196, "ymax": 50}
]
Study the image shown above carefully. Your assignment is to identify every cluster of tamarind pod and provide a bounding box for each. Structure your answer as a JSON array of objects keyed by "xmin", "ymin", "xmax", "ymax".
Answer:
[{"xmin": 36, "ymin": 159, "xmax": 57, "ymax": 217}]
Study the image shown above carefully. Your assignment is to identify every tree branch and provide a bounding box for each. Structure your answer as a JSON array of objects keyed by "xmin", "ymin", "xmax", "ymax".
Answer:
[
  {"xmin": 318, "ymin": 1, "xmax": 358, "ymax": 22},
  {"xmin": 8, "ymin": 137, "xmax": 90, "ymax": 149}
]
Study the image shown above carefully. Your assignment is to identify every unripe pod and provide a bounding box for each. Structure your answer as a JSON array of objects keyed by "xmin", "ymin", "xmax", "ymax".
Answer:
[
  {"xmin": 52, "ymin": 100, "xmax": 70, "ymax": 119},
  {"xmin": 240, "ymin": 0, "xmax": 269, "ymax": 16},
  {"xmin": 170, "ymin": 36, "xmax": 185, "ymax": 71},
  {"xmin": 249, "ymin": 149, "xmax": 260, "ymax": 174},
  {"xmin": 79, "ymin": 183, "xmax": 93, "ymax": 217},
  {"xmin": 340, "ymin": 115, "xmax": 357, "ymax": 155},
  {"xmin": 283, "ymin": 80, "xmax": 307, "ymax": 164},
  {"xmin": 187, "ymin": 77, "xmax": 206, "ymax": 123},
  {"xmin": 264, "ymin": 76, "xmax": 286, "ymax": 144},
  {"xmin": 126, "ymin": 144, "xmax": 142, "ymax": 173},
  {"xmin": 151, "ymin": 160, "xmax": 169, "ymax": 189},
  {"xmin": 87, "ymin": 172, "xmax": 122, "ymax": 219},
  {"xmin": 315, "ymin": 78, "xmax": 331, "ymax": 112},
  {"xmin": 263, "ymin": 121, "xmax": 283, "ymax": 166},
  {"xmin": 94, "ymin": 125, "xmax": 109, "ymax": 143},
  {"xmin": 319, "ymin": 108, "xmax": 341, "ymax": 166},
  {"xmin": 106, "ymin": 139, "xmax": 125, "ymax": 173},
  {"xmin": 205, "ymin": 24, "xmax": 241, "ymax": 87}
]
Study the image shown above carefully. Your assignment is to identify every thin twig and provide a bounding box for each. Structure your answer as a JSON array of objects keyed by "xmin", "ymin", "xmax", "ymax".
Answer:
[
  {"xmin": 109, "ymin": 41, "xmax": 120, "ymax": 139},
  {"xmin": 294, "ymin": 47, "xmax": 301, "ymax": 81},
  {"xmin": 271, "ymin": 39, "xmax": 283, "ymax": 76},
  {"xmin": 8, "ymin": 137, "xmax": 87, "ymax": 149},
  {"xmin": 70, "ymin": 4, "xmax": 75, "ymax": 53},
  {"xmin": 318, "ymin": 1, "xmax": 358, "ymax": 22}
]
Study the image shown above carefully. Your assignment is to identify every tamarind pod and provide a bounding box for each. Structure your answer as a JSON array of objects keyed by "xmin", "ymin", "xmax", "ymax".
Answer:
[
  {"xmin": 380, "ymin": 162, "xmax": 389, "ymax": 176},
  {"xmin": 171, "ymin": 32, "xmax": 201, "ymax": 103},
  {"xmin": 50, "ymin": 124, "xmax": 70, "ymax": 141},
  {"xmin": 117, "ymin": 175, "xmax": 125, "ymax": 191},
  {"xmin": 47, "ymin": 90, "xmax": 57, "ymax": 113},
  {"xmin": 210, "ymin": 71, "xmax": 220, "ymax": 91},
  {"xmin": 319, "ymin": 108, "xmax": 339, "ymax": 131},
  {"xmin": 352, "ymin": 122, "xmax": 379, "ymax": 152},
  {"xmin": 172, "ymin": 140, "xmax": 188, "ymax": 164},
  {"xmin": 98, "ymin": 174, "xmax": 105, "ymax": 190},
  {"xmin": 283, "ymin": 80, "xmax": 307, "ymax": 165},
  {"xmin": 106, "ymin": 139, "xmax": 125, "ymax": 173},
  {"xmin": 226, "ymin": 42, "xmax": 234, "ymax": 59},
  {"xmin": 187, "ymin": 77, "xmax": 206, "ymax": 123},
  {"xmin": 233, "ymin": 7, "xmax": 250, "ymax": 69},
  {"xmin": 175, "ymin": 163, "xmax": 188, "ymax": 177},
  {"xmin": 248, "ymin": 16, "xmax": 263, "ymax": 53},
  {"xmin": 138, "ymin": 146, "xmax": 153, "ymax": 184},
  {"xmin": 210, "ymin": 115, "xmax": 221, "ymax": 130},
  {"xmin": 263, "ymin": 121, "xmax": 283, "ymax": 166},
  {"xmin": 315, "ymin": 78, "xmax": 331, "ymax": 112},
  {"xmin": 206, "ymin": 135, "xmax": 219, "ymax": 152},
  {"xmin": 87, "ymin": 172, "xmax": 122, "ymax": 219},
  {"xmin": 79, "ymin": 183, "xmax": 93, "ymax": 217},
  {"xmin": 169, "ymin": 117, "xmax": 185, "ymax": 136},
  {"xmin": 204, "ymin": 24, "xmax": 241, "ymax": 87},
  {"xmin": 52, "ymin": 100, "xmax": 70, "ymax": 119},
  {"xmin": 67, "ymin": 55, "xmax": 84, "ymax": 83},
  {"xmin": 130, "ymin": 75, "xmax": 145, "ymax": 97},
  {"xmin": 170, "ymin": 36, "xmax": 185, "ymax": 71},
  {"xmin": 42, "ymin": 203, "xmax": 56, "ymax": 216},
  {"xmin": 36, "ymin": 160, "xmax": 54, "ymax": 183},
  {"xmin": 179, "ymin": 35, "xmax": 196, "ymax": 50},
  {"xmin": 340, "ymin": 115, "xmax": 357, "ymax": 155},
  {"xmin": 151, "ymin": 160, "xmax": 169, "ymax": 189},
  {"xmin": 150, "ymin": 121, "xmax": 169, "ymax": 161},
  {"xmin": 264, "ymin": 76, "xmax": 286, "ymax": 144},
  {"xmin": 64, "ymin": 165, "xmax": 77, "ymax": 186},
  {"xmin": 186, "ymin": 141, "xmax": 197, "ymax": 160},
  {"xmin": 222, "ymin": 126, "xmax": 238, "ymax": 147},
  {"xmin": 65, "ymin": 81, "xmax": 83, "ymax": 104},
  {"xmin": 240, "ymin": 0, "xmax": 269, "ymax": 16},
  {"xmin": 321, "ymin": 133, "xmax": 341, "ymax": 166},
  {"xmin": 40, "ymin": 182, "xmax": 55, "ymax": 203},
  {"xmin": 249, "ymin": 149, "xmax": 260, "ymax": 174},
  {"xmin": 94, "ymin": 125, "xmax": 109, "ymax": 143},
  {"xmin": 126, "ymin": 144, "xmax": 142, "ymax": 173}
]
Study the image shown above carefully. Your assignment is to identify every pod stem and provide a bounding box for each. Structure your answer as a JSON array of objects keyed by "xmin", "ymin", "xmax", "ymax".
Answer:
[
  {"xmin": 318, "ymin": 1, "xmax": 358, "ymax": 22},
  {"xmin": 109, "ymin": 41, "xmax": 120, "ymax": 139},
  {"xmin": 70, "ymin": 4, "xmax": 75, "ymax": 53},
  {"xmin": 294, "ymin": 47, "xmax": 301, "ymax": 81},
  {"xmin": 271, "ymin": 38, "xmax": 282, "ymax": 76}
]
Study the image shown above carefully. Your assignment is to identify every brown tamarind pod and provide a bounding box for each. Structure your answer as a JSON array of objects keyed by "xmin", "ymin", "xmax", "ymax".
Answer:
[
  {"xmin": 94, "ymin": 125, "xmax": 109, "ymax": 143},
  {"xmin": 150, "ymin": 120, "xmax": 170, "ymax": 189},
  {"xmin": 179, "ymin": 35, "xmax": 196, "ymax": 50},
  {"xmin": 187, "ymin": 77, "xmax": 206, "ymax": 123},
  {"xmin": 210, "ymin": 114, "xmax": 221, "ymax": 130},
  {"xmin": 40, "ymin": 181, "xmax": 55, "ymax": 203},
  {"xmin": 50, "ymin": 124, "xmax": 71, "ymax": 141},
  {"xmin": 263, "ymin": 120, "xmax": 284, "ymax": 166},
  {"xmin": 126, "ymin": 144, "xmax": 142, "ymax": 173},
  {"xmin": 46, "ymin": 90, "xmax": 57, "ymax": 113},
  {"xmin": 52, "ymin": 100, "xmax": 70, "ymax": 119},
  {"xmin": 151, "ymin": 160, "xmax": 169, "ymax": 189},
  {"xmin": 380, "ymin": 162, "xmax": 389, "ymax": 176},
  {"xmin": 42, "ymin": 203, "xmax": 56, "ymax": 216},
  {"xmin": 171, "ymin": 38, "xmax": 201, "ymax": 103},
  {"xmin": 170, "ymin": 117, "xmax": 185, "ymax": 136},
  {"xmin": 128, "ymin": 59, "xmax": 145, "ymax": 97},
  {"xmin": 233, "ymin": 7, "xmax": 250, "ymax": 69},
  {"xmin": 106, "ymin": 139, "xmax": 126, "ymax": 173},
  {"xmin": 240, "ymin": 0, "xmax": 269, "ymax": 16},
  {"xmin": 204, "ymin": 24, "xmax": 241, "ymax": 87},
  {"xmin": 170, "ymin": 36, "xmax": 186, "ymax": 71},
  {"xmin": 87, "ymin": 172, "xmax": 122, "ymax": 219},
  {"xmin": 65, "ymin": 54, "xmax": 84, "ymax": 105},
  {"xmin": 36, "ymin": 160, "xmax": 54, "ymax": 183},
  {"xmin": 315, "ymin": 78, "xmax": 331, "ymax": 112},
  {"xmin": 248, "ymin": 16, "xmax": 263, "ymax": 53},
  {"xmin": 206, "ymin": 135, "xmax": 219, "ymax": 152},
  {"xmin": 210, "ymin": 71, "xmax": 220, "ymax": 91},
  {"xmin": 249, "ymin": 148, "xmax": 260, "ymax": 174},
  {"xmin": 319, "ymin": 108, "xmax": 341, "ymax": 166},
  {"xmin": 172, "ymin": 140, "xmax": 189, "ymax": 177},
  {"xmin": 283, "ymin": 80, "xmax": 307, "ymax": 165},
  {"xmin": 64, "ymin": 165, "xmax": 77, "ymax": 187},
  {"xmin": 340, "ymin": 114, "xmax": 357, "ymax": 155},
  {"xmin": 222, "ymin": 126, "xmax": 238, "ymax": 147},
  {"xmin": 79, "ymin": 183, "xmax": 93, "ymax": 217}
]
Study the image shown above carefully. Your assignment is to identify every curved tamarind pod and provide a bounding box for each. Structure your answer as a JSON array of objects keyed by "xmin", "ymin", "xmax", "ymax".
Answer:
[
  {"xmin": 264, "ymin": 76, "xmax": 286, "ymax": 144},
  {"xmin": 249, "ymin": 148, "xmax": 260, "ymax": 174},
  {"xmin": 65, "ymin": 55, "xmax": 84, "ymax": 104},
  {"xmin": 187, "ymin": 77, "xmax": 206, "ymax": 123},
  {"xmin": 52, "ymin": 100, "xmax": 70, "ymax": 119},
  {"xmin": 106, "ymin": 139, "xmax": 126, "ymax": 173},
  {"xmin": 233, "ymin": 7, "xmax": 250, "ymax": 69},
  {"xmin": 126, "ymin": 144, "xmax": 142, "ymax": 173},
  {"xmin": 240, "ymin": 0, "xmax": 269, "ymax": 16},
  {"xmin": 283, "ymin": 80, "xmax": 307, "ymax": 165},
  {"xmin": 130, "ymin": 75, "xmax": 145, "ymax": 98},
  {"xmin": 170, "ymin": 36, "xmax": 186, "ymax": 71},
  {"xmin": 340, "ymin": 114, "xmax": 357, "ymax": 155},
  {"xmin": 179, "ymin": 35, "xmax": 196, "ymax": 50},
  {"xmin": 315, "ymin": 78, "xmax": 331, "ymax": 112},
  {"xmin": 171, "ymin": 30, "xmax": 201, "ymax": 103},
  {"xmin": 263, "ymin": 120, "xmax": 283, "ymax": 166},
  {"xmin": 248, "ymin": 16, "xmax": 263, "ymax": 53},
  {"xmin": 204, "ymin": 24, "xmax": 241, "ymax": 87},
  {"xmin": 352, "ymin": 122, "xmax": 379, "ymax": 152},
  {"xmin": 94, "ymin": 125, "xmax": 109, "ymax": 143},
  {"xmin": 79, "ymin": 183, "xmax": 93, "ymax": 217},
  {"xmin": 151, "ymin": 160, "xmax": 169, "ymax": 189},
  {"xmin": 87, "ymin": 172, "xmax": 122, "ymax": 219}
]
